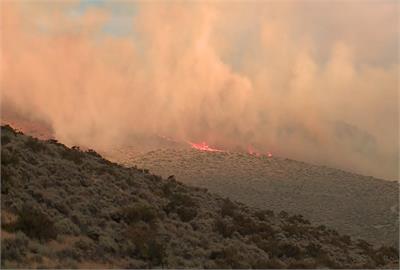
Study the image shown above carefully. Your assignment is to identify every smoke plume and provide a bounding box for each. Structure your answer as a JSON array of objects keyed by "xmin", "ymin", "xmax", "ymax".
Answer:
[{"xmin": 1, "ymin": 1, "xmax": 398, "ymax": 180}]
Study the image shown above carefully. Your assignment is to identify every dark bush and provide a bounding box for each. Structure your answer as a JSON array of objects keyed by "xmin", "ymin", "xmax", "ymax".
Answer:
[
  {"xmin": 164, "ymin": 192, "xmax": 196, "ymax": 215},
  {"xmin": 60, "ymin": 147, "xmax": 85, "ymax": 165},
  {"xmin": 376, "ymin": 246, "xmax": 399, "ymax": 260},
  {"xmin": 340, "ymin": 234, "xmax": 352, "ymax": 245},
  {"xmin": 86, "ymin": 149, "xmax": 103, "ymax": 159},
  {"xmin": 56, "ymin": 248, "xmax": 81, "ymax": 261},
  {"xmin": 211, "ymin": 247, "xmax": 246, "ymax": 269},
  {"xmin": 287, "ymin": 214, "xmax": 311, "ymax": 225},
  {"xmin": 25, "ymin": 137, "xmax": 46, "ymax": 152},
  {"xmin": 252, "ymin": 258, "xmax": 285, "ymax": 269},
  {"xmin": 257, "ymin": 222, "xmax": 275, "ymax": 237},
  {"xmin": 1, "ymin": 149, "xmax": 19, "ymax": 166},
  {"xmin": 316, "ymin": 254, "xmax": 341, "ymax": 268},
  {"xmin": 305, "ymin": 243, "xmax": 323, "ymax": 257},
  {"xmin": 161, "ymin": 181, "xmax": 175, "ymax": 197},
  {"xmin": 232, "ymin": 213, "xmax": 257, "ymax": 236},
  {"xmin": 287, "ymin": 260, "xmax": 316, "ymax": 269},
  {"xmin": 125, "ymin": 225, "xmax": 167, "ymax": 267},
  {"xmin": 281, "ymin": 224, "xmax": 308, "ymax": 238},
  {"xmin": 9, "ymin": 205, "xmax": 58, "ymax": 241},
  {"xmin": 220, "ymin": 198, "xmax": 237, "ymax": 217},
  {"xmin": 254, "ymin": 209, "xmax": 274, "ymax": 221},
  {"xmin": 47, "ymin": 138, "xmax": 67, "ymax": 148},
  {"xmin": 256, "ymin": 239, "xmax": 302, "ymax": 259},
  {"xmin": 357, "ymin": 239, "xmax": 372, "ymax": 251},
  {"xmin": 147, "ymin": 240, "xmax": 167, "ymax": 267},
  {"xmin": 1, "ymin": 125, "xmax": 18, "ymax": 135},
  {"xmin": 176, "ymin": 207, "xmax": 197, "ymax": 222},
  {"xmin": 1, "ymin": 233, "xmax": 29, "ymax": 262},
  {"xmin": 273, "ymin": 243, "xmax": 302, "ymax": 259},
  {"xmin": 366, "ymin": 245, "xmax": 399, "ymax": 266},
  {"xmin": 279, "ymin": 211, "xmax": 289, "ymax": 219},
  {"xmin": 1, "ymin": 135, "xmax": 11, "ymax": 145},
  {"xmin": 214, "ymin": 217, "xmax": 234, "ymax": 238},
  {"xmin": 122, "ymin": 203, "xmax": 158, "ymax": 224},
  {"xmin": 1, "ymin": 167, "xmax": 13, "ymax": 194}
]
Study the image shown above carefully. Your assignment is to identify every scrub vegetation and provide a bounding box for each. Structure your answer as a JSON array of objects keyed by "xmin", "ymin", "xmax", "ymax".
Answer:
[{"xmin": 1, "ymin": 125, "xmax": 398, "ymax": 269}]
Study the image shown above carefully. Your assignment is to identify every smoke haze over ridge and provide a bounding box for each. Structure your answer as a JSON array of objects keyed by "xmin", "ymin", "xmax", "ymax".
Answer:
[{"xmin": 1, "ymin": 1, "xmax": 398, "ymax": 180}]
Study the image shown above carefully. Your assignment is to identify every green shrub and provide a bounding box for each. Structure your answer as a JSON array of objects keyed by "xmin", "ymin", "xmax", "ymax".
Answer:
[{"xmin": 10, "ymin": 206, "xmax": 58, "ymax": 241}]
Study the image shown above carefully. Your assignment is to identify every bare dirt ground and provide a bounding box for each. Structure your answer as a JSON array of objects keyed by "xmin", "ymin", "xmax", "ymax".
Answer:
[{"xmin": 126, "ymin": 148, "xmax": 399, "ymax": 247}]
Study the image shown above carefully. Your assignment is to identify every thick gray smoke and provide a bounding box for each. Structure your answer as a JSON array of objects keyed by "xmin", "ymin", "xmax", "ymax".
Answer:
[{"xmin": 1, "ymin": 1, "xmax": 398, "ymax": 180}]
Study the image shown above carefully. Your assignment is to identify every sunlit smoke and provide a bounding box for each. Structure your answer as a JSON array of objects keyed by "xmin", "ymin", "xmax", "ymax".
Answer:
[{"xmin": 1, "ymin": 1, "xmax": 398, "ymax": 179}]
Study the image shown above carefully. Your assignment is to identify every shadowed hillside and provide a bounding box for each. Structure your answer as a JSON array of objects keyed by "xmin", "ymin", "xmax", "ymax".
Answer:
[
  {"xmin": 1, "ymin": 125, "xmax": 399, "ymax": 269},
  {"xmin": 128, "ymin": 148, "xmax": 399, "ymax": 247}
]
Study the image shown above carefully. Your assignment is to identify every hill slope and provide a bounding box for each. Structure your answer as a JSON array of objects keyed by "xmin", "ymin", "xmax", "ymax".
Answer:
[
  {"xmin": 1, "ymin": 125, "xmax": 398, "ymax": 269},
  {"xmin": 127, "ymin": 148, "xmax": 399, "ymax": 247}
]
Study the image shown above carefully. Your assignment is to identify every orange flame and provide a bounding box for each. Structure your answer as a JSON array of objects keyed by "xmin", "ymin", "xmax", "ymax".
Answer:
[{"xmin": 189, "ymin": 141, "xmax": 224, "ymax": 152}]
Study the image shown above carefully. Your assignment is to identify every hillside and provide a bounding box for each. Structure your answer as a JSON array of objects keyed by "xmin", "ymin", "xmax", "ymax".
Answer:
[
  {"xmin": 127, "ymin": 148, "xmax": 399, "ymax": 247},
  {"xmin": 1, "ymin": 125, "xmax": 399, "ymax": 269}
]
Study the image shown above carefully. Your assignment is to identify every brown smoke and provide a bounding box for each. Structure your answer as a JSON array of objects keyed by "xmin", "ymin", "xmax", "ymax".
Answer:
[{"xmin": 1, "ymin": 1, "xmax": 398, "ymax": 180}]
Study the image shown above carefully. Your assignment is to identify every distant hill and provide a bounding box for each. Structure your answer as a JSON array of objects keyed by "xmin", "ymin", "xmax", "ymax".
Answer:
[
  {"xmin": 1, "ymin": 125, "xmax": 398, "ymax": 269},
  {"xmin": 127, "ymin": 148, "xmax": 399, "ymax": 248}
]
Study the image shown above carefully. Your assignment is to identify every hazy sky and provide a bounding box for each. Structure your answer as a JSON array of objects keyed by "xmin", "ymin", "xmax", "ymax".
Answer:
[{"xmin": 1, "ymin": 1, "xmax": 399, "ymax": 180}]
